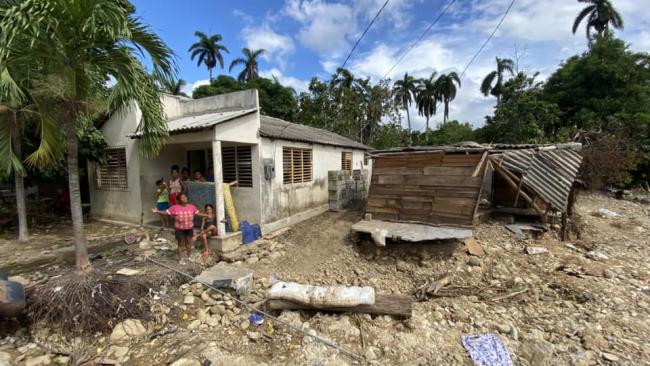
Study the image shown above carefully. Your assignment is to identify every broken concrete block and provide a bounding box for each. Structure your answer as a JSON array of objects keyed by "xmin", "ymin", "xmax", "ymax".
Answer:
[
  {"xmin": 116, "ymin": 268, "xmax": 141, "ymax": 276},
  {"xmin": 194, "ymin": 266, "xmax": 253, "ymax": 296},
  {"xmin": 526, "ymin": 246, "xmax": 549, "ymax": 255}
]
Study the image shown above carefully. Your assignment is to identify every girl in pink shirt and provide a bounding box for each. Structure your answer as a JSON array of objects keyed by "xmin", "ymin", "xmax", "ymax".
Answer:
[{"xmin": 152, "ymin": 193, "xmax": 208, "ymax": 262}]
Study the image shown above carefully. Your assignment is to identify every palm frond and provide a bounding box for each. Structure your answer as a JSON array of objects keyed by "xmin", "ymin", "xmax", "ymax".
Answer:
[
  {"xmin": 573, "ymin": 5, "xmax": 595, "ymax": 34},
  {"xmin": 481, "ymin": 71, "xmax": 497, "ymax": 96},
  {"xmin": 229, "ymin": 57, "xmax": 246, "ymax": 72}
]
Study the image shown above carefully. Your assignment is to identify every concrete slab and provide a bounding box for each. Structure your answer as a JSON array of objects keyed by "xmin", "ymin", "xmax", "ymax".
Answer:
[
  {"xmin": 351, "ymin": 220, "xmax": 472, "ymax": 246},
  {"xmin": 209, "ymin": 231, "xmax": 242, "ymax": 254},
  {"xmin": 194, "ymin": 266, "xmax": 253, "ymax": 296}
]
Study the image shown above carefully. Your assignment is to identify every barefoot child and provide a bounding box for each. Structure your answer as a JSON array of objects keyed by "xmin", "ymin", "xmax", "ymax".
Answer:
[
  {"xmin": 193, "ymin": 204, "xmax": 217, "ymax": 257},
  {"xmin": 154, "ymin": 179, "xmax": 170, "ymax": 229},
  {"xmin": 168, "ymin": 165, "xmax": 186, "ymax": 205},
  {"xmin": 152, "ymin": 193, "xmax": 207, "ymax": 262}
]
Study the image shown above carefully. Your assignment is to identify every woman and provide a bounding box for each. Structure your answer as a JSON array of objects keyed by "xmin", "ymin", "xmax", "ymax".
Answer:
[
  {"xmin": 193, "ymin": 204, "xmax": 217, "ymax": 257},
  {"xmin": 168, "ymin": 165, "xmax": 186, "ymax": 205},
  {"xmin": 152, "ymin": 193, "xmax": 208, "ymax": 262}
]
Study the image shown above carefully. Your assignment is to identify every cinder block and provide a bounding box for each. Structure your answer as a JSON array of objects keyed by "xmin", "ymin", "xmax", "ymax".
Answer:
[{"xmin": 209, "ymin": 231, "xmax": 242, "ymax": 253}]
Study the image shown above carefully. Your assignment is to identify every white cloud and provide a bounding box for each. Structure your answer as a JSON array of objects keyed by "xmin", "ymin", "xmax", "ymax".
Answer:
[
  {"xmin": 284, "ymin": 0, "xmax": 357, "ymax": 57},
  {"xmin": 260, "ymin": 68, "xmax": 310, "ymax": 93},
  {"xmin": 241, "ymin": 23, "xmax": 295, "ymax": 69},
  {"xmin": 182, "ymin": 79, "xmax": 210, "ymax": 96}
]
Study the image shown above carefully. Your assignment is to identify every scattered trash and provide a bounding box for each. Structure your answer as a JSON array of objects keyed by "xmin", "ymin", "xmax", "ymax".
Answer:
[
  {"xmin": 505, "ymin": 223, "xmax": 547, "ymax": 239},
  {"xmin": 525, "ymin": 246, "xmax": 549, "ymax": 255},
  {"xmin": 0, "ymin": 278, "xmax": 25, "ymax": 317},
  {"xmin": 461, "ymin": 333, "xmax": 513, "ymax": 366},
  {"xmin": 124, "ymin": 233, "xmax": 139, "ymax": 245},
  {"xmin": 597, "ymin": 208, "xmax": 619, "ymax": 218},
  {"xmin": 249, "ymin": 312, "xmax": 264, "ymax": 326},
  {"xmin": 465, "ymin": 238, "xmax": 485, "ymax": 257},
  {"xmin": 116, "ymin": 268, "xmax": 141, "ymax": 276}
]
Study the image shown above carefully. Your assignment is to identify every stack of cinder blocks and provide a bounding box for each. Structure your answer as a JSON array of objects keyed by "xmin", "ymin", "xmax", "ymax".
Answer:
[{"xmin": 328, "ymin": 169, "xmax": 368, "ymax": 211}]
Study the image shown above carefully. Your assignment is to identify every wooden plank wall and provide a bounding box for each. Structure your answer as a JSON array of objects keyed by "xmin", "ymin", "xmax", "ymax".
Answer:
[{"xmin": 366, "ymin": 151, "xmax": 484, "ymax": 226}]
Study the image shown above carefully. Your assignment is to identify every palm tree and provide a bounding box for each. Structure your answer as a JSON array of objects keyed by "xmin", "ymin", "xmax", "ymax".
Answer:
[
  {"xmin": 572, "ymin": 0, "xmax": 624, "ymax": 41},
  {"xmin": 434, "ymin": 72, "xmax": 461, "ymax": 124},
  {"xmin": 0, "ymin": 0, "xmax": 175, "ymax": 273},
  {"xmin": 392, "ymin": 72, "xmax": 418, "ymax": 143},
  {"xmin": 189, "ymin": 31, "xmax": 229, "ymax": 81},
  {"xmin": 331, "ymin": 68, "xmax": 357, "ymax": 90},
  {"xmin": 160, "ymin": 77, "xmax": 188, "ymax": 97},
  {"xmin": 480, "ymin": 57, "xmax": 515, "ymax": 103},
  {"xmin": 415, "ymin": 72, "xmax": 438, "ymax": 135},
  {"xmin": 229, "ymin": 48, "xmax": 265, "ymax": 83}
]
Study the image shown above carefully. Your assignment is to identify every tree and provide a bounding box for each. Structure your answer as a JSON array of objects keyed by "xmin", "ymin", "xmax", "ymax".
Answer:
[
  {"xmin": 392, "ymin": 72, "xmax": 418, "ymax": 143},
  {"xmin": 480, "ymin": 57, "xmax": 515, "ymax": 103},
  {"xmin": 415, "ymin": 72, "xmax": 438, "ymax": 136},
  {"xmin": 189, "ymin": 31, "xmax": 229, "ymax": 81},
  {"xmin": 159, "ymin": 77, "xmax": 187, "ymax": 97},
  {"xmin": 572, "ymin": 0, "xmax": 624, "ymax": 41},
  {"xmin": 435, "ymin": 72, "xmax": 461, "ymax": 124},
  {"xmin": 229, "ymin": 48, "xmax": 265, "ymax": 83},
  {"xmin": 193, "ymin": 75, "xmax": 297, "ymax": 121},
  {"xmin": 0, "ymin": 0, "xmax": 175, "ymax": 273}
]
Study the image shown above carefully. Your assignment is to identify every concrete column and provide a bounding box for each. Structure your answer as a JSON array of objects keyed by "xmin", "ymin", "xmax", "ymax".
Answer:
[{"xmin": 212, "ymin": 139, "xmax": 226, "ymax": 236}]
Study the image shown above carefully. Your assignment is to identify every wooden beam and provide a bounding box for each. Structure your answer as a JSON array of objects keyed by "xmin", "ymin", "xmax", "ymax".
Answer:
[
  {"xmin": 491, "ymin": 162, "xmax": 545, "ymax": 215},
  {"xmin": 472, "ymin": 160, "xmax": 491, "ymax": 225},
  {"xmin": 471, "ymin": 151, "xmax": 489, "ymax": 178},
  {"xmin": 267, "ymin": 294, "xmax": 413, "ymax": 318}
]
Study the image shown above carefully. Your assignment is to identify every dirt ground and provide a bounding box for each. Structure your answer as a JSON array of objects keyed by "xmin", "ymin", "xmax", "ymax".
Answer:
[{"xmin": 1, "ymin": 191, "xmax": 649, "ymax": 365}]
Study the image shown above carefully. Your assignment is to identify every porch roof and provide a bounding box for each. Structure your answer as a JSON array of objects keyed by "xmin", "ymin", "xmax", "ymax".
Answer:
[{"xmin": 129, "ymin": 108, "xmax": 257, "ymax": 137}]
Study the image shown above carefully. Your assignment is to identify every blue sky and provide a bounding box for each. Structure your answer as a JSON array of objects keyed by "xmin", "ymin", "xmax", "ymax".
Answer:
[{"xmin": 132, "ymin": 0, "xmax": 650, "ymax": 129}]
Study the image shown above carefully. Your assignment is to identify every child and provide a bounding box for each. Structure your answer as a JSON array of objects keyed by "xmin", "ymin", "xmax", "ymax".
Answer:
[
  {"xmin": 168, "ymin": 165, "xmax": 186, "ymax": 205},
  {"xmin": 152, "ymin": 193, "xmax": 207, "ymax": 263},
  {"xmin": 193, "ymin": 204, "xmax": 217, "ymax": 257},
  {"xmin": 154, "ymin": 179, "xmax": 170, "ymax": 229},
  {"xmin": 193, "ymin": 170, "xmax": 206, "ymax": 182}
]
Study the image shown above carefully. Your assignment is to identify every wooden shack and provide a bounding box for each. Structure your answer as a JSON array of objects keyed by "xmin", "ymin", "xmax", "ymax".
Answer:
[{"xmin": 366, "ymin": 147, "xmax": 489, "ymax": 227}]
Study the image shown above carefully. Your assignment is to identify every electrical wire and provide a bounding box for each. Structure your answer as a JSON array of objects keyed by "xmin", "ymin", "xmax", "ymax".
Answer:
[
  {"xmin": 382, "ymin": 0, "xmax": 457, "ymax": 79},
  {"xmin": 145, "ymin": 256, "xmax": 363, "ymax": 360},
  {"xmin": 341, "ymin": 0, "xmax": 391, "ymax": 69},
  {"xmin": 460, "ymin": 0, "xmax": 516, "ymax": 78}
]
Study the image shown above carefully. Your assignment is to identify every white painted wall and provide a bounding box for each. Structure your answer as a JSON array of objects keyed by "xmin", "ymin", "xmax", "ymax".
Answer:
[
  {"xmin": 88, "ymin": 103, "xmax": 144, "ymax": 222},
  {"xmin": 259, "ymin": 137, "xmax": 368, "ymax": 227}
]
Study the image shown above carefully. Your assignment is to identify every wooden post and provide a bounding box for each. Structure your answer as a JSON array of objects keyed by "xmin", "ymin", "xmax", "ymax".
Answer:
[
  {"xmin": 492, "ymin": 162, "xmax": 545, "ymax": 215},
  {"xmin": 212, "ymin": 139, "xmax": 226, "ymax": 236}
]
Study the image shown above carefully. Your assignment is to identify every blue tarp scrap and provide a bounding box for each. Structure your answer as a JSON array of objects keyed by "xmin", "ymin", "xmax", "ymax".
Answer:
[
  {"xmin": 461, "ymin": 333, "xmax": 513, "ymax": 366},
  {"xmin": 241, "ymin": 220, "xmax": 262, "ymax": 244}
]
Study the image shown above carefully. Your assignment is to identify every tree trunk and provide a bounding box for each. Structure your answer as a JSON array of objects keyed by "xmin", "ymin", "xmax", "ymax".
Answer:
[
  {"xmin": 444, "ymin": 99, "xmax": 449, "ymax": 124},
  {"xmin": 64, "ymin": 119, "xmax": 91, "ymax": 273},
  {"xmin": 405, "ymin": 107, "xmax": 412, "ymax": 146},
  {"xmin": 11, "ymin": 123, "xmax": 28, "ymax": 242},
  {"xmin": 209, "ymin": 67, "xmax": 213, "ymax": 82},
  {"xmin": 425, "ymin": 116, "xmax": 430, "ymax": 144}
]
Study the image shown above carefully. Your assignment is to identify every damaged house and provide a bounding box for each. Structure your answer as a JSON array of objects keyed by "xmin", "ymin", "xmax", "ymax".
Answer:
[
  {"xmin": 88, "ymin": 89, "xmax": 371, "ymax": 241},
  {"xmin": 355, "ymin": 143, "xmax": 583, "ymax": 245}
]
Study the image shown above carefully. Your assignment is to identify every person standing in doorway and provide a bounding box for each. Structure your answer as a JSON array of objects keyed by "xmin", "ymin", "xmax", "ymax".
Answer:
[
  {"xmin": 169, "ymin": 165, "xmax": 186, "ymax": 205},
  {"xmin": 154, "ymin": 179, "xmax": 170, "ymax": 229}
]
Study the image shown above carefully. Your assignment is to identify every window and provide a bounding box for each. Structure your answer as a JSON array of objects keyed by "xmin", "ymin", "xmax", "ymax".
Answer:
[
  {"xmin": 97, "ymin": 147, "xmax": 127, "ymax": 191},
  {"xmin": 341, "ymin": 151, "xmax": 352, "ymax": 174},
  {"xmin": 222, "ymin": 146, "xmax": 253, "ymax": 187},
  {"xmin": 283, "ymin": 147, "xmax": 312, "ymax": 184}
]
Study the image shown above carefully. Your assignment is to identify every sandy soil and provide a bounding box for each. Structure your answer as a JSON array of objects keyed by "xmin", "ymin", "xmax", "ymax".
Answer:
[{"xmin": 1, "ymin": 191, "xmax": 649, "ymax": 366}]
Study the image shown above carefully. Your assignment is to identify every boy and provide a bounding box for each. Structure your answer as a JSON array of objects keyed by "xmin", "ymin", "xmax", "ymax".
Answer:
[
  {"xmin": 152, "ymin": 193, "xmax": 208, "ymax": 262},
  {"xmin": 154, "ymin": 179, "xmax": 169, "ymax": 229}
]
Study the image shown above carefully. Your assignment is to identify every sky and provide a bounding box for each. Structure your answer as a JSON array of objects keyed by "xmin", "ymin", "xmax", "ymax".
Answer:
[{"xmin": 132, "ymin": 0, "xmax": 650, "ymax": 130}]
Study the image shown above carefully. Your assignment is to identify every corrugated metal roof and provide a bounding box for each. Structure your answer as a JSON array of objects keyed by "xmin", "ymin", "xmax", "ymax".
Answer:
[
  {"xmin": 259, "ymin": 115, "xmax": 371, "ymax": 150},
  {"xmin": 129, "ymin": 108, "xmax": 257, "ymax": 137},
  {"xmin": 372, "ymin": 142, "xmax": 582, "ymax": 154},
  {"xmin": 490, "ymin": 148, "xmax": 583, "ymax": 212}
]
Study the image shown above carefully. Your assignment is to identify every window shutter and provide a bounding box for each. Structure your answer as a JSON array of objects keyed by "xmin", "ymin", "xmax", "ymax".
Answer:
[
  {"xmin": 283, "ymin": 147, "xmax": 312, "ymax": 184},
  {"xmin": 341, "ymin": 151, "xmax": 352, "ymax": 174},
  {"xmin": 222, "ymin": 146, "xmax": 253, "ymax": 187},
  {"xmin": 97, "ymin": 147, "xmax": 128, "ymax": 191}
]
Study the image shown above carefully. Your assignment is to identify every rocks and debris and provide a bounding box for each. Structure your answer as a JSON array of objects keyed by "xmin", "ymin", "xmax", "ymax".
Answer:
[
  {"xmin": 115, "ymin": 268, "xmax": 141, "ymax": 276},
  {"xmin": 351, "ymin": 219, "xmax": 472, "ymax": 246},
  {"xmin": 110, "ymin": 319, "xmax": 148, "ymax": 342},
  {"xmin": 267, "ymin": 281, "xmax": 375, "ymax": 307},
  {"xmin": 595, "ymin": 208, "xmax": 620, "ymax": 218},
  {"xmin": 505, "ymin": 223, "xmax": 547, "ymax": 239}
]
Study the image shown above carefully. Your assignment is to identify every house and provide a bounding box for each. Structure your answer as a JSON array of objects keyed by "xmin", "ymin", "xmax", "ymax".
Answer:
[
  {"xmin": 364, "ymin": 142, "xmax": 582, "ymax": 228},
  {"xmin": 89, "ymin": 89, "xmax": 371, "ymax": 237}
]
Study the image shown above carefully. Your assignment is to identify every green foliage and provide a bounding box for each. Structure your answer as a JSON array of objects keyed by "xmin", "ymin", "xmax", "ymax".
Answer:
[
  {"xmin": 189, "ymin": 31, "xmax": 229, "ymax": 80},
  {"xmin": 480, "ymin": 57, "xmax": 515, "ymax": 102},
  {"xmin": 229, "ymin": 48, "xmax": 265, "ymax": 83},
  {"xmin": 194, "ymin": 75, "xmax": 298, "ymax": 122},
  {"xmin": 572, "ymin": 0, "xmax": 624, "ymax": 41},
  {"xmin": 435, "ymin": 72, "xmax": 461, "ymax": 123}
]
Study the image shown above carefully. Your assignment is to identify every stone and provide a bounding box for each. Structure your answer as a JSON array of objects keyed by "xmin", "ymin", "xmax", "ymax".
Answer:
[
  {"xmin": 364, "ymin": 346, "xmax": 379, "ymax": 361},
  {"xmin": 110, "ymin": 346, "xmax": 129, "ymax": 359},
  {"xmin": 0, "ymin": 351, "xmax": 11, "ymax": 366},
  {"xmin": 240, "ymin": 319, "xmax": 250, "ymax": 330},
  {"xmin": 245, "ymin": 256, "xmax": 259, "ymax": 264},
  {"xmin": 586, "ymin": 251, "xmax": 609, "ymax": 261},
  {"xmin": 580, "ymin": 329, "xmax": 606, "ymax": 350},
  {"xmin": 396, "ymin": 261, "xmax": 410, "ymax": 272},
  {"xmin": 53, "ymin": 355, "xmax": 70, "ymax": 365},
  {"xmin": 110, "ymin": 319, "xmax": 147, "ymax": 342},
  {"xmin": 187, "ymin": 320, "xmax": 201, "ymax": 330},
  {"xmin": 526, "ymin": 246, "xmax": 549, "ymax": 255},
  {"xmin": 194, "ymin": 266, "xmax": 253, "ymax": 296},
  {"xmin": 170, "ymin": 358, "xmax": 202, "ymax": 366},
  {"xmin": 25, "ymin": 355, "xmax": 51, "ymax": 366},
  {"xmin": 7, "ymin": 275, "xmax": 30, "ymax": 287},
  {"xmin": 197, "ymin": 308, "xmax": 208, "ymax": 323},
  {"xmin": 206, "ymin": 315, "xmax": 220, "ymax": 327},
  {"xmin": 602, "ymin": 353, "xmax": 619, "ymax": 362},
  {"xmin": 210, "ymin": 304, "xmax": 226, "ymax": 315},
  {"xmin": 520, "ymin": 339, "xmax": 554, "ymax": 366},
  {"xmin": 602, "ymin": 269, "xmax": 615, "ymax": 279},
  {"xmin": 468, "ymin": 257, "xmax": 482, "ymax": 267},
  {"xmin": 183, "ymin": 295, "xmax": 195, "ymax": 305},
  {"xmin": 115, "ymin": 268, "xmax": 140, "ymax": 276},
  {"xmin": 247, "ymin": 331, "xmax": 262, "ymax": 341}
]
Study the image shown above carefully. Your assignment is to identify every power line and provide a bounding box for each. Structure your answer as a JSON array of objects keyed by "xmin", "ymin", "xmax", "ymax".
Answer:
[
  {"xmin": 460, "ymin": 0, "xmax": 516, "ymax": 78},
  {"xmin": 382, "ymin": 0, "xmax": 457, "ymax": 80},
  {"xmin": 340, "ymin": 0, "xmax": 391, "ymax": 69}
]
